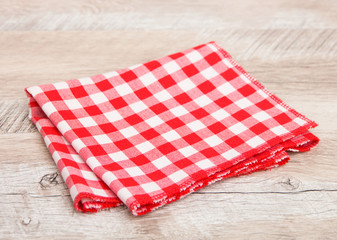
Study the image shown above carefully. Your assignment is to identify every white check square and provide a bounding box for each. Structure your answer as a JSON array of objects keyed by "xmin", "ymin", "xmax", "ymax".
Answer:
[
  {"xmin": 294, "ymin": 117, "xmax": 307, "ymax": 126},
  {"xmin": 86, "ymin": 156, "xmax": 101, "ymax": 169},
  {"xmin": 93, "ymin": 134, "xmax": 112, "ymax": 144},
  {"xmin": 129, "ymin": 101, "xmax": 148, "ymax": 113},
  {"xmin": 114, "ymin": 83, "xmax": 134, "ymax": 96},
  {"xmin": 240, "ymin": 74, "xmax": 250, "ymax": 84},
  {"xmin": 196, "ymin": 159, "xmax": 215, "ymax": 170},
  {"xmin": 57, "ymin": 120, "xmax": 72, "ymax": 135},
  {"xmin": 91, "ymin": 187, "xmax": 108, "ymax": 197},
  {"xmin": 125, "ymin": 166, "xmax": 145, "ymax": 177},
  {"xmin": 138, "ymin": 72, "xmax": 157, "ymax": 86},
  {"xmin": 270, "ymin": 125, "xmax": 289, "ymax": 136},
  {"xmin": 90, "ymin": 92, "xmax": 109, "ymax": 105},
  {"xmin": 154, "ymin": 90, "xmax": 172, "ymax": 102},
  {"xmin": 119, "ymin": 126, "xmax": 139, "ymax": 138},
  {"xmin": 43, "ymin": 136, "xmax": 51, "ymax": 147},
  {"xmin": 177, "ymin": 78, "xmax": 195, "ymax": 92},
  {"xmin": 204, "ymin": 135, "xmax": 223, "ymax": 147},
  {"xmin": 179, "ymin": 145, "xmax": 198, "ymax": 157},
  {"xmin": 256, "ymin": 89, "xmax": 269, "ymax": 99},
  {"xmin": 64, "ymin": 99, "xmax": 82, "ymax": 110},
  {"xmin": 70, "ymin": 186, "xmax": 79, "ymax": 199},
  {"xmin": 185, "ymin": 50, "xmax": 203, "ymax": 63},
  {"xmin": 27, "ymin": 86, "xmax": 43, "ymax": 96},
  {"xmin": 71, "ymin": 154, "xmax": 85, "ymax": 163},
  {"xmin": 102, "ymin": 171, "xmax": 117, "ymax": 185},
  {"xmin": 42, "ymin": 102, "xmax": 57, "ymax": 117},
  {"xmin": 194, "ymin": 95, "xmax": 213, "ymax": 107},
  {"xmin": 222, "ymin": 149, "xmax": 240, "ymax": 160},
  {"xmin": 246, "ymin": 136, "xmax": 265, "ymax": 148},
  {"xmin": 163, "ymin": 61, "xmax": 180, "ymax": 74},
  {"xmin": 129, "ymin": 64, "xmax": 142, "ymax": 70},
  {"xmin": 103, "ymin": 71, "xmax": 118, "ymax": 79},
  {"xmin": 187, "ymin": 120, "xmax": 205, "ymax": 132},
  {"xmin": 235, "ymin": 98, "xmax": 253, "ymax": 109},
  {"xmin": 152, "ymin": 156, "xmax": 171, "ymax": 169},
  {"xmin": 79, "ymin": 116, "xmax": 97, "ymax": 127},
  {"xmin": 61, "ymin": 168, "xmax": 70, "ymax": 180},
  {"xmin": 222, "ymin": 58, "xmax": 234, "ymax": 68},
  {"xmin": 228, "ymin": 122, "xmax": 247, "ymax": 135},
  {"xmin": 252, "ymin": 111, "xmax": 271, "ymax": 122},
  {"xmin": 161, "ymin": 130, "xmax": 181, "ymax": 142},
  {"xmin": 52, "ymin": 151, "xmax": 61, "ymax": 163},
  {"xmin": 145, "ymin": 115, "xmax": 164, "ymax": 127},
  {"xmin": 275, "ymin": 104, "xmax": 287, "ymax": 112},
  {"xmin": 53, "ymin": 81, "xmax": 69, "ymax": 90},
  {"xmin": 78, "ymin": 77, "xmax": 94, "ymax": 85},
  {"xmin": 217, "ymin": 82, "xmax": 236, "ymax": 96},
  {"xmin": 81, "ymin": 170, "xmax": 100, "ymax": 181},
  {"xmin": 140, "ymin": 182, "xmax": 161, "ymax": 193},
  {"xmin": 117, "ymin": 188, "xmax": 132, "ymax": 203},
  {"xmin": 168, "ymin": 170, "xmax": 188, "ymax": 183},
  {"xmin": 170, "ymin": 105, "xmax": 189, "ymax": 117},
  {"xmin": 208, "ymin": 44, "xmax": 218, "ymax": 52},
  {"xmin": 135, "ymin": 141, "xmax": 155, "ymax": 154},
  {"xmin": 211, "ymin": 109, "xmax": 230, "ymax": 121},
  {"xmin": 108, "ymin": 152, "xmax": 129, "ymax": 162},
  {"xmin": 201, "ymin": 67, "xmax": 218, "ymax": 79},
  {"xmin": 104, "ymin": 110, "xmax": 123, "ymax": 122}
]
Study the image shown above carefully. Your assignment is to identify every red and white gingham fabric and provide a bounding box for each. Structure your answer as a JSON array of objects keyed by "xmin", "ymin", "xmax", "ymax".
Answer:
[{"xmin": 25, "ymin": 41, "xmax": 319, "ymax": 216}]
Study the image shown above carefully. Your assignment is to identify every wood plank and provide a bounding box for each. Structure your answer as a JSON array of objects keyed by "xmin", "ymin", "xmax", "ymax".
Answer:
[
  {"xmin": 0, "ymin": 131, "xmax": 336, "ymax": 240},
  {"xmin": 0, "ymin": 0, "xmax": 337, "ymax": 30},
  {"xmin": 1, "ymin": 192, "xmax": 337, "ymax": 239},
  {"xmin": 0, "ymin": 100, "xmax": 36, "ymax": 133},
  {"xmin": 0, "ymin": 30, "xmax": 336, "ymax": 98}
]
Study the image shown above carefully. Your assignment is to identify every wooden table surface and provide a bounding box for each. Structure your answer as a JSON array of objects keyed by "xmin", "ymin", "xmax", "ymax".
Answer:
[{"xmin": 1, "ymin": 1, "xmax": 336, "ymax": 239}]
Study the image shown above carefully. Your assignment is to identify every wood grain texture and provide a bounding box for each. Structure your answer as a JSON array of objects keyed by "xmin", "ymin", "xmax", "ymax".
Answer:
[
  {"xmin": 0, "ymin": 134, "xmax": 336, "ymax": 240},
  {"xmin": 1, "ymin": 0, "xmax": 337, "ymax": 30},
  {"xmin": 0, "ymin": 0, "xmax": 337, "ymax": 239},
  {"xmin": 0, "ymin": 100, "xmax": 35, "ymax": 133},
  {"xmin": 1, "ymin": 30, "xmax": 336, "ymax": 98}
]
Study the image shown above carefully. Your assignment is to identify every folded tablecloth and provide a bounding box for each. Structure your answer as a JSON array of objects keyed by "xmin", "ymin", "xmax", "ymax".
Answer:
[{"xmin": 25, "ymin": 41, "xmax": 319, "ymax": 216}]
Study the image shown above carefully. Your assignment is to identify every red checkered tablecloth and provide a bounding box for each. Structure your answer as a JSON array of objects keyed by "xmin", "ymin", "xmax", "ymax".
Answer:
[{"xmin": 26, "ymin": 42, "xmax": 319, "ymax": 216}]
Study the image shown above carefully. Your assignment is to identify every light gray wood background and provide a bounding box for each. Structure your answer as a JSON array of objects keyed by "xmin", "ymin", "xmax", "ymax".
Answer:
[{"xmin": 1, "ymin": 1, "xmax": 336, "ymax": 239}]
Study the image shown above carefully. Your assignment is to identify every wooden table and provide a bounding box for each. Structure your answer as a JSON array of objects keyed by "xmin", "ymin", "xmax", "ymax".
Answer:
[{"xmin": 1, "ymin": 1, "xmax": 336, "ymax": 239}]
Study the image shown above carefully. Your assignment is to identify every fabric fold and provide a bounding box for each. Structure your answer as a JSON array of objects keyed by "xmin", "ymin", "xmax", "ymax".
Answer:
[{"xmin": 25, "ymin": 41, "xmax": 319, "ymax": 216}]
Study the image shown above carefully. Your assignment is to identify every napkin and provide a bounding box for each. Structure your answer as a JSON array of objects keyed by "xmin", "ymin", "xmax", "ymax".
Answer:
[{"xmin": 25, "ymin": 41, "xmax": 319, "ymax": 216}]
